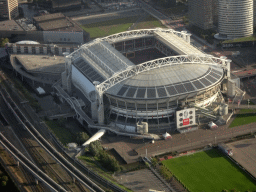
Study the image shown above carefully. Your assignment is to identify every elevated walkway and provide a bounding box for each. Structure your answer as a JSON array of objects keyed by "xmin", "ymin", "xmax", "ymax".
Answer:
[
  {"xmin": 232, "ymin": 87, "xmax": 246, "ymax": 105},
  {"xmin": 48, "ymin": 112, "xmax": 76, "ymax": 120},
  {"xmin": 54, "ymin": 84, "xmax": 95, "ymax": 125}
]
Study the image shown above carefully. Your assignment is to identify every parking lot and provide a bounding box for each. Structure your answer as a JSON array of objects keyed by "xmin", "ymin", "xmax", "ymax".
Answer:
[
  {"xmin": 115, "ymin": 169, "xmax": 170, "ymax": 192},
  {"xmin": 227, "ymin": 138, "xmax": 256, "ymax": 178}
]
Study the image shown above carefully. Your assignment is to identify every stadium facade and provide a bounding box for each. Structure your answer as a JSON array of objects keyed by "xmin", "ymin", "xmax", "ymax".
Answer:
[{"xmin": 55, "ymin": 28, "xmax": 232, "ymax": 133}]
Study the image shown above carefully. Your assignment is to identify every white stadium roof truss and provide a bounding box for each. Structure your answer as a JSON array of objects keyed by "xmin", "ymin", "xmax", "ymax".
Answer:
[
  {"xmin": 96, "ymin": 54, "xmax": 230, "ymax": 95},
  {"xmin": 67, "ymin": 28, "xmax": 230, "ymax": 96}
]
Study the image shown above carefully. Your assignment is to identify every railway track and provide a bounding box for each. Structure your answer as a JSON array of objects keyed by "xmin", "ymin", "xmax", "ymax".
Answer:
[
  {"xmin": 12, "ymin": 91, "xmax": 127, "ymax": 192},
  {"xmin": 0, "ymin": 132, "xmax": 68, "ymax": 192},
  {"xmin": 0, "ymin": 73, "xmax": 126, "ymax": 192},
  {"xmin": 15, "ymin": 128, "xmax": 74, "ymax": 192},
  {"xmin": 0, "ymin": 93, "xmax": 89, "ymax": 192},
  {"xmin": 0, "ymin": 88, "xmax": 104, "ymax": 192}
]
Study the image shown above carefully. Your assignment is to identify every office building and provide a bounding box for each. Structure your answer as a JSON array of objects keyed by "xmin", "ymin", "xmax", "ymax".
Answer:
[
  {"xmin": 188, "ymin": 0, "xmax": 213, "ymax": 30},
  {"xmin": 218, "ymin": 0, "xmax": 253, "ymax": 39}
]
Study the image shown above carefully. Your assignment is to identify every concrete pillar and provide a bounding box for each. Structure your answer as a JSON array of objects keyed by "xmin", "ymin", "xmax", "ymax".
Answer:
[
  {"xmin": 28, "ymin": 46, "xmax": 32, "ymax": 54},
  {"xmin": 20, "ymin": 46, "xmax": 24, "ymax": 54},
  {"xmin": 227, "ymin": 79, "xmax": 236, "ymax": 97},
  {"xmin": 35, "ymin": 47, "xmax": 40, "ymax": 54},
  {"xmin": 50, "ymin": 46, "xmax": 55, "ymax": 55},
  {"xmin": 186, "ymin": 34, "xmax": 191, "ymax": 44},
  {"xmin": 35, "ymin": 179, "xmax": 38, "ymax": 185},
  {"xmin": 13, "ymin": 45, "xmax": 17, "ymax": 53},
  {"xmin": 226, "ymin": 59, "xmax": 231, "ymax": 78},
  {"xmin": 181, "ymin": 31, "xmax": 187, "ymax": 41},
  {"xmin": 17, "ymin": 161, "xmax": 19, "ymax": 167},
  {"xmin": 97, "ymin": 93, "xmax": 104, "ymax": 125},
  {"xmin": 43, "ymin": 47, "xmax": 47, "ymax": 55},
  {"xmin": 59, "ymin": 47, "xmax": 63, "ymax": 55},
  {"xmin": 91, "ymin": 101, "xmax": 98, "ymax": 121}
]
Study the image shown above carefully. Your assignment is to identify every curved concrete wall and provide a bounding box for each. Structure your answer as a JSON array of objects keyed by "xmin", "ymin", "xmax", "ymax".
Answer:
[{"xmin": 71, "ymin": 65, "xmax": 96, "ymax": 102}]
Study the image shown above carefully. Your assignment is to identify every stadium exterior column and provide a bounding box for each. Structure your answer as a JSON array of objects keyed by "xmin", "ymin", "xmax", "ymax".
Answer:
[
  {"xmin": 157, "ymin": 102, "xmax": 160, "ymax": 129},
  {"xmin": 97, "ymin": 92, "xmax": 104, "ymax": 125},
  {"xmin": 226, "ymin": 59, "xmax": 231, "ymax": 78},
  {"xmin": 186, "ymin": 33, "xmax": 191, "ymax": 44},
  {"xmin": 125, "ymin": 101, "xmax": 128, "ymax": 129},
  {"xmin": 135, "ymin": 103, "xmax": 138, "ymax": 123},
  {"xmin": 146, "ymin": 102, "xmax": 148, "ymax": 123},
  {"xmin": 167, "ymin": 99, "xmax": 170, "ymax": 124},
  {"xmin": 115, "ymin": 98, "xmax": 119, "ymax": 123}
]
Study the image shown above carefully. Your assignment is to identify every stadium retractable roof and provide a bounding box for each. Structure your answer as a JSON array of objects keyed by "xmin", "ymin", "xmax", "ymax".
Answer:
[{"xmin": 106, "ymin": 63, "xmax": 224, "ymax": 99}]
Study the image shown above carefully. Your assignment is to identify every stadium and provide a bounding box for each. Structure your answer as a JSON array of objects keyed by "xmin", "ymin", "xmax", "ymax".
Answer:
[{"xmin": 55, "ymin": 28, "xmax": 232, "ymax": 134}]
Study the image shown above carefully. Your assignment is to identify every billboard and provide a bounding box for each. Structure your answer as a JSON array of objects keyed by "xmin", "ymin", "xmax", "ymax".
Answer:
[{"xmin": 176, "ymin": 108, "xmax": 196, "ymax": 129}]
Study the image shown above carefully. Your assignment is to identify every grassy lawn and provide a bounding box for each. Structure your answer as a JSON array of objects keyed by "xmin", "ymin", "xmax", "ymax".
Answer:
[
  {"xmin": 81, "ymin": 16, "xmax": 140, "ymax": 39},
  {"xmin": 134, "ymin": 15, "xmax": 166, "ymax": 30},
  {"xmin": 45, "ymin": 120, "xmax": 76, "ymax": 146},
  {"xmin": 162, "ymin": 149, "xmax": 256, "ymax": 192},
  {"xmin": 229, "ymin": 109, "xmax": 256, "ymax": 128},
  {"xmin": 223, "ymin": 36, "xmax": 256, "ymax": 43}
]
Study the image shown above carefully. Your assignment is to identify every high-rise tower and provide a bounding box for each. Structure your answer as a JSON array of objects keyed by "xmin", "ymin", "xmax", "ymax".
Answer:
[
  {"xmin": 0, "ymin": 0, "xmax": 19, "ymax": 20},
  {"xmin": 188, "ymin": 0, "xmax": 214, "ymax": 30},
  {"xmin": 218, "ymin": 0, "xmax": 253, "ymax": 39}
]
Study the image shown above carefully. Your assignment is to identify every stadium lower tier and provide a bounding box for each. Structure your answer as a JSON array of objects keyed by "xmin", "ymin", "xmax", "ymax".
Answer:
[{"xmin": 106, "ymin": 85, "xmax": 220, "ymax": 121}]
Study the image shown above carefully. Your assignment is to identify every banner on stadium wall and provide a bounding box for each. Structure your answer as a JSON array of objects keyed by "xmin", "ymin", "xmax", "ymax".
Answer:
[{"xmin": 176, "ymin": 108, "xmax": 196, "ymax": 129}]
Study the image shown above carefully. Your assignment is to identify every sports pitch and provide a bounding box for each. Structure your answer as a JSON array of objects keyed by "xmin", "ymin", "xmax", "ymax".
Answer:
[
  {"xmin": 81, "ymin": 15, "xmax": 165, "ymax": 39},
  {"xmin": 162, "ymin": 149, "xmax": 256, "ymax": 192}
]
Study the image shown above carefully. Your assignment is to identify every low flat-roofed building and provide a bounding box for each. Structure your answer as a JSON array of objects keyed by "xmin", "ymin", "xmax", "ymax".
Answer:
[
  {"xmin": 0, "ymin": 19, "xmax": 23, "ymax": 31},
  {"xmin": 51, "ymin": 0, "xmax": 81, "ymax": 11},
  {"xmin": 10, "ymin": 54, "xmax": 66, "ymax": 85},
  {"xmin": 33, "ymin": 13, "xmax": 89, "ymax": 43}
]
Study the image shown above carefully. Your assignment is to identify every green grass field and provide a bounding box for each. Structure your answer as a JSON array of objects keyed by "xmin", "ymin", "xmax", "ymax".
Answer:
[
  {"xmin": 229, "ymin": 109, "xmax": 256, "ymax": 128},
  {"xmin": 81, "ymin": 15, "xmax": 166, "ymax": 39},
  {"xmin": 162, "ymin": 149, "xmax": 256, "ymax": 192},
  {"xmin": 223, "ymin": 36, "xmax": 256, "ymax": 43},
  {"xmin": 81, "ymin": 16, "xmax": 140, "ymax": 39},
  {"xmin": 45, "ymin": 120, "xmax": 76, "ymax": 146},
  {"xmin": 133, "ymin": 15, "xmax": 166, "ymax": 30}
]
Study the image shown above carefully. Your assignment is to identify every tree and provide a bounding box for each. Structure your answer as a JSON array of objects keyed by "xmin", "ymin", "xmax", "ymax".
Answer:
[
  {"xmin": 98, "ymin": 150, "xmax": 121, "ymax": 172},
  {"xmin": 151, "ymin": 157, "xmax": 158, "ymax": 167},
  {"xmin": 1, "ymin": 176, "xmax": 8, "ymax": 182},
  {"xmin": 89, "ymin": 140, "xmax": 103, "ymax": 156},
  {"xmin": 76, "ymin": 132, "xmax": 89, "ymax": 145},
  {"xmin": 1, "ymin": 181, "xmax": 6, "ymax": 186},
  {"xmin": 0, "ymin": 38, "xmax": 9, "ymax": 47}
]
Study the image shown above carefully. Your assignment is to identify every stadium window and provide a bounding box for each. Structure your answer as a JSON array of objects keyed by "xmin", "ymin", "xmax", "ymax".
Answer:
[
  {"xmin": 60, "ymin": 38, "xmax": 62, "ymax": 41},
  {"xmin": 64, "ymin": 38, "xmax": 66, "ymax": 41},
  {"xmin": 68, "ymin": 38, "xmax": 70, "ymax": 41}
]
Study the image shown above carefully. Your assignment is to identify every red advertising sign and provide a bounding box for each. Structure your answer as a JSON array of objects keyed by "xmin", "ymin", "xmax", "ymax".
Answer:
[{"xmin": 183, "ymin": 118, "xmax": 189, "ymax": 126}]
